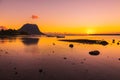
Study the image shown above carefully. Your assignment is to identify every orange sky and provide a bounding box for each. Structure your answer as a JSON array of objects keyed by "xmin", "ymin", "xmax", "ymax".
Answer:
[{"xmin": 0, "ymin": 0, "xmax": 120, "ymax": 34}]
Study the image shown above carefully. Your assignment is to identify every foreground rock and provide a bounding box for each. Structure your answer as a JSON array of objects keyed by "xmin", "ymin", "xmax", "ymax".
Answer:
[{"xmin": 89, "ymin": 50, "xmax": 100, "ymax": 56}]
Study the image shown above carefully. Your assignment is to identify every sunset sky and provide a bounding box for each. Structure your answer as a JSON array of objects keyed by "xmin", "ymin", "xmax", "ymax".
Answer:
[{"xmin": 0, "ymin": 0, "xmax": 120, "ymax": 34}]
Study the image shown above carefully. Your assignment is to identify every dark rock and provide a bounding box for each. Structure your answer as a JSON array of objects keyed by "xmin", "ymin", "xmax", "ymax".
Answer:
[
  {"xmin": 118, "ymin": 58, "xmax": 120, "ymax": 61},
  {"xmin": 53, "ymin": 43, "xmax": 55, "ymax": 45},
  {"xmin": 60, "ymin": 39, "xmax": 108, "ymax": 46},
  {"xmin": 63, "ymin": 57, "xmax": 67, "ymax": 60},
  {"xmin": 69, "ymin": 44, "xmax": 74, "ymax": 48},
  {"xmin": 83, "ymin": 58, "xmax": 86, "ymax": 61},
  {"xmin": 15, "ymin": 72, "xmax": 18, "ymax": 75},
  {"xmin": 99, "ymin": 41, "xmax": 108, "ymax": 46},
  {"xmin": 5, "ymin": 51, "xmax": 8, "ymax": 54},
  {"xmin": 14, "ymin": 67, "xmax": 16, "ymax": 70},
  {"xmin": 117, "ymin": 42, "xmax": 119, "ymax": 45},
  {"xmin": 89, "ymin": 50, "xmax": 100, "ymax": 56},
  {"xmin": 52, "ymin": 51, "xmax": 54, "ymax": 53},
  {"xmin": 80, "ymin": 62, "xmax": 84, "ymax": 64},
  {"xmin": 39, "ymin": 69, "xmax": 43, "ymax": 73},
  {"xmin": 71, "ymin": 63, "xmax": 75, "ymax": 65},
  {"xmin": 18, "ymin": 23, "xmax": 44, "ymax": 35},
  {"xmin": 112, "ymin": 39, "xmax": 115, "ymax": 43},
  {"xmin": 56, "ymin": 35, "xmax": 65, "ymax": 38},
  {"xmin": 85, "ymin": 69, "xmax": 88, "ymax": 72}
]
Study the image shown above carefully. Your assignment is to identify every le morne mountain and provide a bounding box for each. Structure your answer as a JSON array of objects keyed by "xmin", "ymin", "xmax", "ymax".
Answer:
[{"xmin": 0, "ymin": 23, "xmax": 44, "ymax": 35}]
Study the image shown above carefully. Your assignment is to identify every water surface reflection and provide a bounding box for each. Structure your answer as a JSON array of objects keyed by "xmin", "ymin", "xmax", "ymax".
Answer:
[{"xmin": 0, "ymin": 36, "xmax": 120, "ymax": 80}]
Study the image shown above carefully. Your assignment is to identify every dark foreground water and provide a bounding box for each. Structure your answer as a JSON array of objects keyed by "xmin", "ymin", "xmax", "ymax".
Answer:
[{"xmin": 0, "ymin": 35, "xmax": 120, "ymax": 80}]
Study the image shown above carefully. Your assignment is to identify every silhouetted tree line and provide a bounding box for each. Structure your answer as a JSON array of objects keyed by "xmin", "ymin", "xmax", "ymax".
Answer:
[{"xmin": 0, "ymin": 29, "xmax": 28, "ymax": 35}]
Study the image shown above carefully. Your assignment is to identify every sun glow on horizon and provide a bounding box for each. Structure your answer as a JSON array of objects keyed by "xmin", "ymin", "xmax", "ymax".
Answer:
[{"xmin": 86, "ymin": 29, "xmax": 95, "ymax": 34}]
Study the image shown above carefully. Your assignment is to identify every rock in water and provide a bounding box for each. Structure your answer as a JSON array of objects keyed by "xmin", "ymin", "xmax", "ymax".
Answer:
[
  {"xmin": 89, "ymin": 50, "xmax": 100, "ymax": 56},
  {"xmin": 18, "ymin": 23, "xmax": 44, "ymax": 35},
  {"xmin": 118, "ymin": 58, "xmax": 120, "ymax": 61},
  {"xmin": 69, "ymin": 44, "xmax": 74, "ymax": 48},
  {"xmin": 112, "ymin": 39, "xmax": 115, "ymax": 43},
  {"xmin": 39, "ymin": 69, "xmax": 43, "ymax": 73}
]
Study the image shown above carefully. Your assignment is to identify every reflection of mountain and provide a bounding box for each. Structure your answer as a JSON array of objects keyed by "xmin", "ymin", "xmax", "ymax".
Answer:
[
  {"xmin": 0, "ymin": 37, "xmax": 17, "ymax": 43},
  {"xmin": 21, "ymin": 38, "xmax": 39, "ymax": 45}
]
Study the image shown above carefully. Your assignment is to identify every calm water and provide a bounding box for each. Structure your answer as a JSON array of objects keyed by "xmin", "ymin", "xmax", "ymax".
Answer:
[{"xmin": 0, "ymin": 35, "xmax": 120, "ymax": 80}]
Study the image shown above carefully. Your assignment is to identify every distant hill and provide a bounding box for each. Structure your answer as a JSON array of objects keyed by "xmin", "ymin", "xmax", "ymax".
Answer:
[
  {"xmin": 18, "ymin": 23, "xmax": 44, "ymax": 35},
  {"xmin": 0, "ymin": 26, "xmax": 7, "ymax": 30}
]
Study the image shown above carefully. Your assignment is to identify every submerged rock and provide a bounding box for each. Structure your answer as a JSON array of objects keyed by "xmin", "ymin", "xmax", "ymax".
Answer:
[
  {"xmin": 99, "ymin": 41, "xmax": 108, "ymax": 46},
  {"xmin": 89, "ymin": 50, "xmax": 100, "ymax": 56},
  {"xmin": 69, "ymin": 44, "xmax": 74, "ymax": 48},
  {"xmin": 14, "ymin": 67, "xmax": 16, "ymax": 70},
  {"xmin": 5, "ymin": 51, "xmax": 8, "ymax": 54},
  {"xmin": 53, "ymin": 43, "xmax": 55, "ymax": 45},
  {"xmin": 52, "ymin": 51, "xmax": 55, "ymax": 53},
  {"xmin": 118, "ymin": 58, "xmax": 120, "ymax": 61},
  {"xmin": 56, "ymin": 35, "xmax": 65, "ymax": 38},
  {"xmin": 112, "ymin": 39, "xmax": 115, "ymax": 43},
  {"xmin": 15, "ymin": 72, "xmax": 18, "ymax": 75},
  {"xmin": 117, "ymin": 42, "xmax": 119, "ymax": 45},
  {"xmin": 39, "ymin": 69, "xmax": 43, "ymax": 73},
  {"xmin": 83, "ymin": 58, "xmax": 86, "ymax": 61},
  {"xmin": 80, "ymin": 61, "xmax": 84, "ymax": 64},
  {"xmin": 60, "ymin": 39, "xmax": 108, "ymax": 46},
  {"xmin": 63, "ymin": 57, "xmax": 67, "ymax": 60},
  {"xmin": 71, "ymin": 63, "xmax": 76, "ymax": 65}
]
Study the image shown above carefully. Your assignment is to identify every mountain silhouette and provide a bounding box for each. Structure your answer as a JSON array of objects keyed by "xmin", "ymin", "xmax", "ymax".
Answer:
[{"xmin": 18, "ymin": 23, "xmax": 44, "ymax": 35}]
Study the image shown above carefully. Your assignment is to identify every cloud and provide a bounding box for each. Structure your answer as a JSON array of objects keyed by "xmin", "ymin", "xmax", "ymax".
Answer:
[{"xmin": 31, "ymin": 15, "xmax": 39, "ymax": 19}]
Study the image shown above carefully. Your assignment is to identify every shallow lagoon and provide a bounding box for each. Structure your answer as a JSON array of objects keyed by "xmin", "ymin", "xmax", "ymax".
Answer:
[{"xmin": 0, "ymin": 35, "xmax": 120, "ymax": 80}]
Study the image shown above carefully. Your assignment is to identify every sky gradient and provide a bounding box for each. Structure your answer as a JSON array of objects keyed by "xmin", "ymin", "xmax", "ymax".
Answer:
[{"xmin": 0, "ymin": 0, "xmax": 120, "ymax": 34}]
